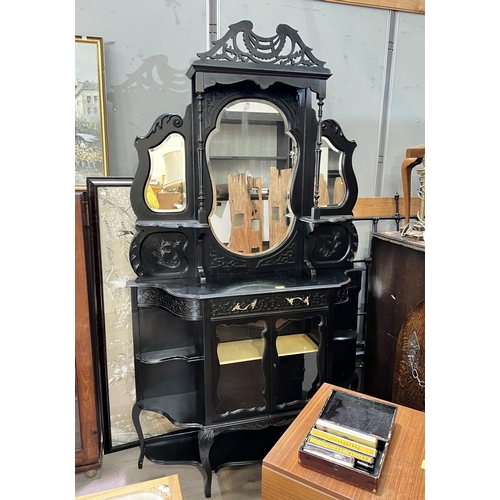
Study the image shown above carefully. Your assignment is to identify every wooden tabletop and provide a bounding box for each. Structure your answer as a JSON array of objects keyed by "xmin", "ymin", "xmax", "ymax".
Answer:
[
  {"xmin": 262, "ymin": 383, "xmax": 425, "ymax": 500},
  {"xmin": 76, "ymin": 474, "xmax": 184, "ymax": 500}
]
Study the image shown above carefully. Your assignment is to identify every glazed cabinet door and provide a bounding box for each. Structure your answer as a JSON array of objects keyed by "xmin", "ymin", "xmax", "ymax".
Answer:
[
  {"xmin": 211, "ymin": 318, "xmax": 270, "ymax": 422},
  {"xmin": 272, "ymin": 312, "xmax": 326, "ymax": 412},
  {"xmin": 210, "ymin": 310, "xmax": 327, "ymax": 423}
]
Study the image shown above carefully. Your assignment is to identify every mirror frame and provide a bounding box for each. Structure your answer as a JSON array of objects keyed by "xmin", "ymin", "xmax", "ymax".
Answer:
[
  {"xmin": 130, "ymin": 109, "xmax": 194, "ymax": 222},
  {"xmin": 205, "ymin": 98, "xmax": 298, "ymax": 256},
  {"xmin": 315, "ymin": 119, "xmax": 358, "ymax": 217}
]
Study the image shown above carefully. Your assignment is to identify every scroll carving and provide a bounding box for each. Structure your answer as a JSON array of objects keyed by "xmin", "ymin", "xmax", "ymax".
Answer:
[
  {"xmin": 256, "ymin": 240, "xmax": 297, "ymax": 268},
  {"xmin": 208, "ymin": 245, "xmax": 247, "ymax": 269},
  {"xmin": 137, "ymin": 288, "xmax": 202, "ymax": 320},
  {"xmin": 334, "ymin": 287, "xmax": 349, "ymax": 305},
  {"xmin": 318, "ymin": 229, "xmax": 342, "ymax": 258},
  {"xmin": 143, "ymin": 113, "xmax": 183, "ymax": 139},
  {"xmin": 197, "ymin": 20, "xmax": 327, "ymax": 68},
  {"xmin": 153, "ymin": 238, "xmax": 182, "ymax": 268}
]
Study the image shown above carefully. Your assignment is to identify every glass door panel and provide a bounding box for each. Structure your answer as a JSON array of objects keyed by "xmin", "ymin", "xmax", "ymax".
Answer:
[
  {"xmin": 215, "ymin": 320, "xmax": 267, "ymax": 417},
  {"xmin": 274, "ymin": 315, "xmax": 322, "ymax": 410}
]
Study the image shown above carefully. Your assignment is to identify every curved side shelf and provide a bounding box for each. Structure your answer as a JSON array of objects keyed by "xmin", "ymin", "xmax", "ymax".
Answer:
[
  {"xmin": 138, "ymin": 392, "xmax": 205, "ymax": 428},
  {"xmin": 137, "ymin": 346, "xmax": 204, "ymax": 364},
  {"xmin": 143, "ymin": 431, "xmax": 202, "ymax": 467},
  {"xmin": 209, "ymin": 425, "xmax": 290, "ymax": 472}
]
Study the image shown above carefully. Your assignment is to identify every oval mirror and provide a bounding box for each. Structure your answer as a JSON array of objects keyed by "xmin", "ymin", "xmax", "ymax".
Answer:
[
  {"xmin": 145, "ymin": 133, "xmax": 186, "ymax": 212},
  {"xmin": 206, "ymin": 100, "xmax": 297, "ymax": 256},
  {"xmin": 318, "ymin": 136, "xmax": 346, "ymax": 207}
]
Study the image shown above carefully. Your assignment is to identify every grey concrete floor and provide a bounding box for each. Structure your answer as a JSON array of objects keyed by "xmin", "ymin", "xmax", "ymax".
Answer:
[{"xmin": 75, "ymin": 446, "xmax": 263, "ymax": 499}]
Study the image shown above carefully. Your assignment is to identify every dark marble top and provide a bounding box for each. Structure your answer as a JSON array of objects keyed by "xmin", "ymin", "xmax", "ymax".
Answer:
[{"xmin": 128, "ymin": 266, "xmax": 360, "ymax": 299}]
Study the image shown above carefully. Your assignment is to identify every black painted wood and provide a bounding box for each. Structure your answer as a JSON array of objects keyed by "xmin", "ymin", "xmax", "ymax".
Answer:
[{"xmin": 127, "ymin": 21, "xmax": 361, "ymax": 498}]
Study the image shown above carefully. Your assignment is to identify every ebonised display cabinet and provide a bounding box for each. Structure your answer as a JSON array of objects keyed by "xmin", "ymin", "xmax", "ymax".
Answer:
[{"xmin": 127, "ymin": 21, "xmax": 362, "ymax": 497}]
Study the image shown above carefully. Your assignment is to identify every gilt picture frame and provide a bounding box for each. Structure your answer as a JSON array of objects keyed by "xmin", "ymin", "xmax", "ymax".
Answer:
[
  {"xmin": 75, "ymin": 36, "xmax": 110, "ymax": 189},
  {"xmin": 318, "ymin": 0, "xmax": 424, "ymax": 14}
]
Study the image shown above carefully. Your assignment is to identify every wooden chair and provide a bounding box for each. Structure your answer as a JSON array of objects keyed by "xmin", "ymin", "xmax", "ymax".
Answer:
[{"xmin": 401, "ymin": 145, "xmax": 425, "ymax": 226}]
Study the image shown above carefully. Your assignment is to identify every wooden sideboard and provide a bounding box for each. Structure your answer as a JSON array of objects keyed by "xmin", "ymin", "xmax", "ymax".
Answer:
[
  {"xmin": 262, "ymin": 382, "xmax": 425, "ymax": 500},
  {"xmin": 363, "ymin": 232, "xmax": 425, "ymax": 402}
]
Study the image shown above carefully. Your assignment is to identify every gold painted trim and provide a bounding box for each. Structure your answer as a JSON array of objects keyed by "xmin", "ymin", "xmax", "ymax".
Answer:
[{"xmin": 285, "ymin": 296, "xmax": 310, "ymax": 306}]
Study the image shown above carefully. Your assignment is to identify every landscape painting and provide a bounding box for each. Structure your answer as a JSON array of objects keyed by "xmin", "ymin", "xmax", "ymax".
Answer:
[{"xmin": 75, "ymin": 36, "xmax": 109, "ymax": 188}]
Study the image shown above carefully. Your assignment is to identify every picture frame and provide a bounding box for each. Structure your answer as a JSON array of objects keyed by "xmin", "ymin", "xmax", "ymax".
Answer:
[
  {"xmin": 75, "ymin": 36, "xmax": 110, "ymax": 189},
  {"xmin": 85, "ymin": 177, "xmax": 178, "ymax": 453},
  {"xmin": 318, "ymin": 0, "xmax": 424, "ymax": 14}
]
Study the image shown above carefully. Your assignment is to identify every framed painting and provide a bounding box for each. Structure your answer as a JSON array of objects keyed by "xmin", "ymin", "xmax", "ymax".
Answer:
[
  {"xmin": 85, "ymin": 177, "xmax": 179, "ymax": 453},
  {"xmin": 75, "ymin": 36, "xmax": 110, "ymax": 189},
  {"xmin": 318, "ymin": 0, "xmax": 424, "ymax": 14}
]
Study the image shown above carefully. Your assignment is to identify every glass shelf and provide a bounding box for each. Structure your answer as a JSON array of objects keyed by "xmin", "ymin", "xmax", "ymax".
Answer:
[
  {"xmin": 276, "ymin": 333, "xmax": 318, "ymax": 357},
  {"xmin": 217, "ymin": 338, "xmax": 265, "ymax": 365}
]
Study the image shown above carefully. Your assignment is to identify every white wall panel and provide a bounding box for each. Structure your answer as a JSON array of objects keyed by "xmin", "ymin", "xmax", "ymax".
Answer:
[
  {"xmin": 382, "ymin": 11, "xmax": 425, "ymax": 197},
  {"xmin": 76, "ymin": 0, "xmax": 424, "ymax": 194},
  {"xmin": 220, "ymin": 0, "xmax": 391, "ymax": 198},
  {"xmin": 76, "ymin": 0, "xmax": 206, "ymax": 176}
]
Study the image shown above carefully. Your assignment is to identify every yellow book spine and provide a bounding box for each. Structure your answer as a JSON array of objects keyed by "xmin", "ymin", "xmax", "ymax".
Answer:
[
  {"xmin": 307, "ymin": 436, "xmax": 375, "ymax": 464},
  {"xmin": 311, "ymin": 427, "xmax": 377, "ymax": 458},
  {"xmin": 315, "ymin": 418, "xmax": 378, "ymax": 448}
]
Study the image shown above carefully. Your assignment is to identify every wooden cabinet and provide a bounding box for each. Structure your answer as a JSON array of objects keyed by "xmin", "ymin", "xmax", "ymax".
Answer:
[
  {"xmin": 75, "ymin": 191, "xmax": 102, "ymax": 475},
  {"xmin": 127, "ymin": 21, "xmax": 362, "ymax": 498},
  {"xmin": 130, "ymin": 271, "xmax": 361, "ymax": 497},
  {"xmin": 363, "ymin": 232, "xmax": 425, "ymax": 402}
]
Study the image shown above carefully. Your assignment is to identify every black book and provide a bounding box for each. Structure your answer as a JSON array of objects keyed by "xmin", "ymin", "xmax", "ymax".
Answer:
[{"xmin": 319, "ymin": 389, "xmax": 396, "ymax": 439}]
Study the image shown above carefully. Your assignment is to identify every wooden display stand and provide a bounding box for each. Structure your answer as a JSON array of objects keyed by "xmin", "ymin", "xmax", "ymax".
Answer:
[{"xmin": 262, "ymin": 383, "xmax": 424, "ymax": 500}]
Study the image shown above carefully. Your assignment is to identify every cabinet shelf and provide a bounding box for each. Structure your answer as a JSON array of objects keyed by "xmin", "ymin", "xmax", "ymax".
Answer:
[
  {"xmin": 137, "ymin": 346, "xmax": 203, "ymax": 364},
  {"xmin": 210, "ymin": 156, "xmax": 288, "ymax": 161},
  {"xmin": 276, "ymin": 333, "xmax": 318, "ymax": 357},
  {"xmin": 209, "ymin": 425, "xmax": 289, "ymax": 471},
  {"xmin": 218, "ymin": 339, "xmax": 265, "ymax": 365},
  {"xmin": 144, "ymin": 430, "xmax": 201, "ymax": 465},
  {"xmin": 217, "ymin": 333, "xmax": 318, "ymax": 365},
  {"xmin": 139, "ymin": 392, "xmax": 205, "ymax": 427}
]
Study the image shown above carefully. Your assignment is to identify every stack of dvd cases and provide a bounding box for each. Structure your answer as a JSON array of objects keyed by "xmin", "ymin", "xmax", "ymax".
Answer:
[{"xmin": 298, "ymin": 388, "xmax": 397, "ymax": 492}]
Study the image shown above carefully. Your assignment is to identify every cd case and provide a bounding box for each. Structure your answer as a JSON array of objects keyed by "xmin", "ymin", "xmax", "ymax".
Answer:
[{"xmin": 298, "ymin": 388, "xmax": 397, "ymax": 492}]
